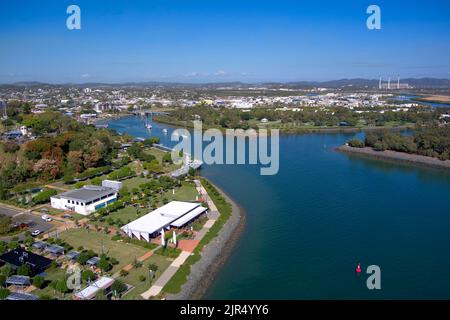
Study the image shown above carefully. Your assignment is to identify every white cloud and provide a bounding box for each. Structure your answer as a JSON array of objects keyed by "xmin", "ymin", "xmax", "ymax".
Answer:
[{"xmin": 214, "ymin": 70, "xmax": 227, "ymax": 76}]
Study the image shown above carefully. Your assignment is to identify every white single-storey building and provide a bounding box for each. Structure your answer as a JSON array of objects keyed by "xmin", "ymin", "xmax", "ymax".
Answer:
[
  {"xmin": 50, "ymin": 185, "xmax": 117, "ymax": 216},
  {"xmin": 74, "ymin": 276, "xmax": 115, "ymax": 300},
  {"xmin": 101, "ymin": 179, "xmax": 122, "ymax": 191},
  {"xmin": 121, "ymin": 201, "xmax": 208, "ymax": 242}
]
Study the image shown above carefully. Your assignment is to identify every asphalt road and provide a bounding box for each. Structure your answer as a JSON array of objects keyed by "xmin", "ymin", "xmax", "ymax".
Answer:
[
  {"xmin": 0, "ymin": 204, "xmax": 23, "ymax": 217},
  {"xmin": 0, "ymin": 209, "xmax": 54, "ymax": 241}
]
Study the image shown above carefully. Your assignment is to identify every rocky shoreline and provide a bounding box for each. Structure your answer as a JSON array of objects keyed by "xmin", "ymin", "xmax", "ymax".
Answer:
[
  {"xmin": 337, "ymin": 145, "xmax": 450, "ymax": 171},
  {"xmin": 167, "ymin": 180, "xmax": 246, "ymax": 300}
]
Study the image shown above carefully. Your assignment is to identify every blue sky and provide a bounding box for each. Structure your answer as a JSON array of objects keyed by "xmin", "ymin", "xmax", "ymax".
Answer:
[{"xmin": 1, "ymin": 0, "xmax": 449, "ymax": 83}]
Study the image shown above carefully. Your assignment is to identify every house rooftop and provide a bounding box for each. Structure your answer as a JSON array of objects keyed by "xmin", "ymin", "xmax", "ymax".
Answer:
[
  {"xmin": 6, "ymin": 275, "xmax": 31, "ymax": 286},
  {"xmin": 54, "ymin": 185, "xmax": 116, "ymax": 203},
  {"xmin": 0, "ymin": 247, "xmax": 53, "ymax": 274},
  {"xmin": 6, "ymin": 292, "xmax": 38, "ymax": 300},
  {"xmin": 74, "ymin": 277, "xmax": 115, "ymax": 300}
]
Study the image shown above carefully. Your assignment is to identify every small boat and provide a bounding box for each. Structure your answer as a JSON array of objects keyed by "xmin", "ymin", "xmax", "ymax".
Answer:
[
  {"xmin": 162, "ymin": 128, "xmax": 168, "ymax": 134},
  {"xmin": 356, "ymin": 263, "xmax": 362, "ymax": 274},
  {"xmin": 146, "ymin": 124, "xmax": 152, "ymax": 130}
]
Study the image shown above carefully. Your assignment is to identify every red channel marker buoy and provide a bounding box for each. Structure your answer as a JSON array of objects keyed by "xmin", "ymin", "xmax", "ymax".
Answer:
[{"xmin": 356, "ymin": 263, "xmax": 362, "ymax": 274}]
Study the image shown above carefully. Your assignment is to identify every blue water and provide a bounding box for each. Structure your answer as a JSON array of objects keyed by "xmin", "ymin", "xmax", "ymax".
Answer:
[
  {"xmin": 107, "ymin": 116, "xmax": 450, "ymax": 299},
  {"xmin": 393, "ymin": 95, "xmax": 450, "ymax": 109}
]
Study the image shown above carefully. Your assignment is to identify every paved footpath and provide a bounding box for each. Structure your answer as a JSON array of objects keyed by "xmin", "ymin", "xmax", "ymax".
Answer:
[{"xmin": 140, "ymin": 179, "xmax": 219, "ymax": 300}]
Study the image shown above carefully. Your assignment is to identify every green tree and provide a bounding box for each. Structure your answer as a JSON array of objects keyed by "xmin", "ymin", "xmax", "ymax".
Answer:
[
  {"xmin": 111, "ymin": 279, "xmax": 127, "ymax": 296},
  {"xmin": 162, "ymin": 153, "xmax": 173, "ymax": 164},
  {"xmin": 0, "ymin": 215, "xmax": 12, "ymax": 235},
  {"xmin": 32, "ymin": 189, "xmax": 57, "ymax": 205},
  {"xmin": 98, "ymin": 257, "xmax": 112, "ymax": 272},
  {"xmin": 0, "ymin": 288, "xmax": 10, "ymax": 300},
  {"xmin": 81, "ymin": 270, "xmax": 96, "ymax": 283},
  {"xmin": 32, "ymin": 276, "xmax": 46, "ymax": 289},
  {"xmin": 16, "ymin": 264, "xmax": 31, "ymax": 276},
  {"xmin": 50, "ymin": 278, "xmax": 69, "ymax": 295},
  {"xmin": 348, "ymin": 139, "xmax": 365, "ymax": 148},
  {"xmin": 0, "ymin": 265, "xmax": 13, "ymax": 277}
]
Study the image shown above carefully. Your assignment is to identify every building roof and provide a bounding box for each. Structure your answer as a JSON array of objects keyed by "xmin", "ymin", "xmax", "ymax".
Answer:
[
  {"xmin": 171, "ymin": 206, "xmax": 208, "ymax": 228},
  {"xmin": 0, "ymin": 247, "xmax": 53, "ymax": 274},
  {"xmin": 53, "ymin": 185, "xmax": 116, "ymax": 203},
  {"xmin": 121, "ymin": 201, "xmax": 202, "ymax": 235},
  {"xmin": 45, "ymin": 244, "xmax": 65, "ymax": 255},
  {"xmin": 6, "ymin": 292, "xmax": 38, "ymax": 300},
  {"xmin": 66, "ymin": 251, "xmax": 80, "ymax": 260},
  {"xmin": 86, "ymin": 256, "xmax": 101, "ymax": 266},
  {"xmin": 32, "ymin": 241, "xmax": 47, "ymax": 250},
  {"xmin": 74, "ymin": 277, "xmax": 115, "ymax": 300},
  {"xmin": 6, "ymin": 275, "xmax": 31, "ymax": 286}
]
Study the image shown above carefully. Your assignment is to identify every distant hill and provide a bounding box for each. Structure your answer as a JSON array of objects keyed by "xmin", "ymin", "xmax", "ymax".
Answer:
[{"xmin": 1, "ymin": 78, "xmax": 450, "ymax": 89}]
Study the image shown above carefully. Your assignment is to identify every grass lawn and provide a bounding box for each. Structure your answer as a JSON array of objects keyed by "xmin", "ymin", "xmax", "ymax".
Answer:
[
  {"xmin": 121, "ymin": 177, "xmax": 152, "ymax": 190},
  {"xmin": 147, "ymin": 148, "xmax": 182, "ymax": 172},
  {"xmin": 160, "ymin": 180, "xmax": 199, "ymax": 203},
  {"xmin": 99, "ymin": 206, "xmax": 148, "ymax": 227},
  {"xmin": 58, "ymin": 228, "xmax": 149, "ymax": 273},
  {"xmin": 121, "ymin": 254, "xmax": 172, "ymax": 300},
  {"xmin": 32, "ymin": 266, "xmax": 69, "ymax": 299}
]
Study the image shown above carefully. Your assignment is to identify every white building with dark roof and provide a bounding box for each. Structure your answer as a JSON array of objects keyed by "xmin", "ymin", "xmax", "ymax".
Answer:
[{"xmin": 50, "ymin": 185, "xmax": 117, "ymax": 215}]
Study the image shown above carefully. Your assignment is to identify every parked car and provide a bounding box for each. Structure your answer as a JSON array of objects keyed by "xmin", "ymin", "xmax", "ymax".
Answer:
[
  {"xmin": 25, "ymin": 220, "xmax": 36, "ymax": 227},
  {"xmin": 31, "ymin": 230, "xmax": 41, "ymax": 237},
  {"xmin": 41, "ymin": 215, "xmax": 52, "ymax": 222}
]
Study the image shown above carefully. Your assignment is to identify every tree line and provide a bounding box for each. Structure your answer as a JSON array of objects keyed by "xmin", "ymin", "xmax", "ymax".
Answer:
[{"xmin": 348, "ymin": 126, "xmax": 450, "ymax": 161}]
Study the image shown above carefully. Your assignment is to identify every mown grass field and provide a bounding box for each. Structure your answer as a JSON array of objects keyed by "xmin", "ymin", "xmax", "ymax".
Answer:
[
  {"xmin": 121, "ymin": 254, "xmax": 172, "ymax": 300},
  {"xmin": 58, "ymin": 228, "xmax": 149, "ymax": 273}
]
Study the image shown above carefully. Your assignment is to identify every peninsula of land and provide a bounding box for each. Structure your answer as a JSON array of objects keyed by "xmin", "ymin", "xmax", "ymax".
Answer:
[{"xmin": 337, "ymin": 145, "xmax": 450, "ymax": 171}]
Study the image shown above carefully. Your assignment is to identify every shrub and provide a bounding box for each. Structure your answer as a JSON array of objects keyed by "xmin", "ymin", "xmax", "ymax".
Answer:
[
  {"xmin": 139, "ymin": 275, "xmax": 146, "ymax": 282},
  {"xmin": 98, "ymin": 257, "xmax": 112, "ymax": 272},
  {"xmin": 111, "ymin": 279, "xmax": 127, "ymax": 295},
  {"xmin": 111, "ymin": 235, "xmax": 122, "ymax": 241},
  {"xmin": 81, "ymin": 270, "xmax": 96, "ymax": 282},
  {"xmin": 0, "ymin": 274, "xmax": 6, "ymax": 286},
  {"xmin": 348, "ymin": 139, "xmax": 364, "ymax": 148},
  {"xmin": 0, "ymin": 288, "xmax": 10, "ymax": 300},
  {"xmin": 33, "ymin": 276, "xmax": 46, "ymax": 289},
  {"xmin": 17, "ymin": 264, "xmax": 31, "ymax": 276},
  {"xmin": 32, "ymin": 189, "xmax": 57, "ymax": 205},
  {"xmin": 119, "ymin": 269, "xmax": 129, "ymax": 277},
  {"xmin": 0, "ymin": 215, "xmax": 13, "ymax": 235},
  {"xmin": 132, "ymin": 258, "xmax": 143, "ymax": 269},
  {"xmin": 154, "ymin": 247, "xmax": 181, "ymax": 258},
  {"xmin": 50, "ymin": 279, "xmax": 69, "ymax": 294},
  {"xmin": 77, "ymin": 250, "xmax": 96, "ymax": 265}
]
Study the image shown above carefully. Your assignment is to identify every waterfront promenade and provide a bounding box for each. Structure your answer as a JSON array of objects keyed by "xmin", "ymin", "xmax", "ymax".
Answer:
[{"xmin": 140, "ymin": 179, "xmax": 219, "ymax": 299}]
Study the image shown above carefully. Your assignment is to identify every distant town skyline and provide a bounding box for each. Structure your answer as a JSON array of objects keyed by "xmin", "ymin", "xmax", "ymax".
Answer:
[{"xmin": 1, "ymin": 0, "xmax": 450, "ymax": 83}]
